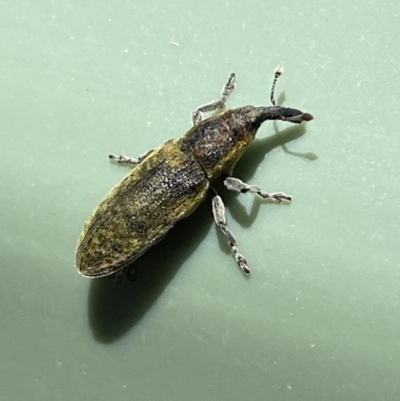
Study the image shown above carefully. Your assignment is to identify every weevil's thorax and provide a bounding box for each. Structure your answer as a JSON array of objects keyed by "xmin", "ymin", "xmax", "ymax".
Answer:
[{"xmin": 180, "ymin": 106, "xmax": 260, "ymax": 180}]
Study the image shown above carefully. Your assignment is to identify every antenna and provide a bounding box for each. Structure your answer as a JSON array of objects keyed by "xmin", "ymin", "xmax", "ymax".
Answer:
[{"xmin": 270, "ymin": 65, "xmax": 284, "ymax": 106}]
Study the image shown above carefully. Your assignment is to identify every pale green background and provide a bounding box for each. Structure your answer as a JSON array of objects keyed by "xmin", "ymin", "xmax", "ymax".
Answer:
[{"xmin": 1, "ymin": 0, "xmax": 399, "ymax": 400}]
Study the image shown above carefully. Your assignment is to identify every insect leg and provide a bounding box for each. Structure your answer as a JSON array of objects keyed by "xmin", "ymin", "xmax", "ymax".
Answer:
[
  {"xmin": 109, "ymin": 149, "xmax": 154, "ymax": 165},
  {"xmin": 211, "ymin": 191, "xmax": 250, "ymax": 275},
  {"xmin": 224, "ymin": 177, "xmax": 292, "ymax": 203},
  {"xmin": 114, "ymin": 265, "xmax": 136, "ymax": 282},
  {"xmin": 192, "ymin": 73, "xmax": 236, "ymax": 125}
]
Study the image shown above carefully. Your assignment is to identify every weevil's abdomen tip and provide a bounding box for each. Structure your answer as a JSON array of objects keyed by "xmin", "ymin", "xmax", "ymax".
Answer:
[
  {"xmin": 75, "ymin": 253, "xmax": 100, "ymax": 278},
  {"xmin": 75, "ymin": 260, "xmax": 90, "ymax": 278},
  {"xmin": 76, "ymin": 266, "xmax": 89, "ymax": 277},
  {"xmin": 75, "ymin": 263, "xmax": 103, "ymax": 278},
  {"xmin": 76, "ymin": 251, "xmax": 123, "ymax": 278}
]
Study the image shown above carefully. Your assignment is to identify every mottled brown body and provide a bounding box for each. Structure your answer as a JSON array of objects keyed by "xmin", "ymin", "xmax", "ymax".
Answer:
[
  {"xmin": 76, "ymin": 69, "xmax": 313, "ymax": 277},
  {"xmin": 76, "ymin": 138, "xmax": 209, "ymax": 277},
  {"xmin": 181, "ymin": 107, "xmax": 258, "ymax": 178}
]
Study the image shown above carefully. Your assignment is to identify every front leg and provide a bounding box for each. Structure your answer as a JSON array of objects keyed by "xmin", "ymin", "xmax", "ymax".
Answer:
[
  {"xmin": 224, "ymin": 177, "xmax": 292, "ymax": 203},
  {"xmin": 192, "ymin": 73, "xmax": 236, "ymax": 125}
]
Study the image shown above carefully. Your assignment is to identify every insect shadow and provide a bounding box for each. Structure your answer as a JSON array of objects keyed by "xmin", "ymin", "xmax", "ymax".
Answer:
[{"xmin": 87, "ymin": 122, "xmax": 315, "ymax": 343}]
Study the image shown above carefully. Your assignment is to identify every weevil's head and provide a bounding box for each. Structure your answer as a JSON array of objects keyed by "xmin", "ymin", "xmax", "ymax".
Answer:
[{"xmin": 229, "ymin": 106, "xmax": 313, "ymax": 145}]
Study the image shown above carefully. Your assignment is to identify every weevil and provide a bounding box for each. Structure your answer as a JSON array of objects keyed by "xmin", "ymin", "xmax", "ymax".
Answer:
[{"xmin": 76, "ymin": 66, "xmax": 313, "ymax": 278}]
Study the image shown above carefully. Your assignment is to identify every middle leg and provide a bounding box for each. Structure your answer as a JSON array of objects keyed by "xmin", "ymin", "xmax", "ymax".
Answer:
[
  {"xmin": 109, "ymin": 149, "xmax": 154, "ymax": 165},
  {"xmin": 211, "ymin": 190, "xmax": 250, "ymax": 275}
]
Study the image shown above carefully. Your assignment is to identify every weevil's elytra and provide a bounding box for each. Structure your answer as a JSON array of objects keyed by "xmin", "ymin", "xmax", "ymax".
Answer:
[
  {"xmin": 76, "ymin": 139, "xmax": 209, "ymax": 277},
  {"xmin": 76, "ymin": 66, "xmax": 313, "ymax": 278}
]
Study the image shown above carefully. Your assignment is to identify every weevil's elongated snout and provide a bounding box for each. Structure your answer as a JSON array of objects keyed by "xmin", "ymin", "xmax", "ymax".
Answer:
[
  {"xmin": 280, "ymin": 107, "xmax": 313, "ymax": 123},
  {"xmin": 254, "ymin": 106, "xmax": 313, "ymax": 126}
]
